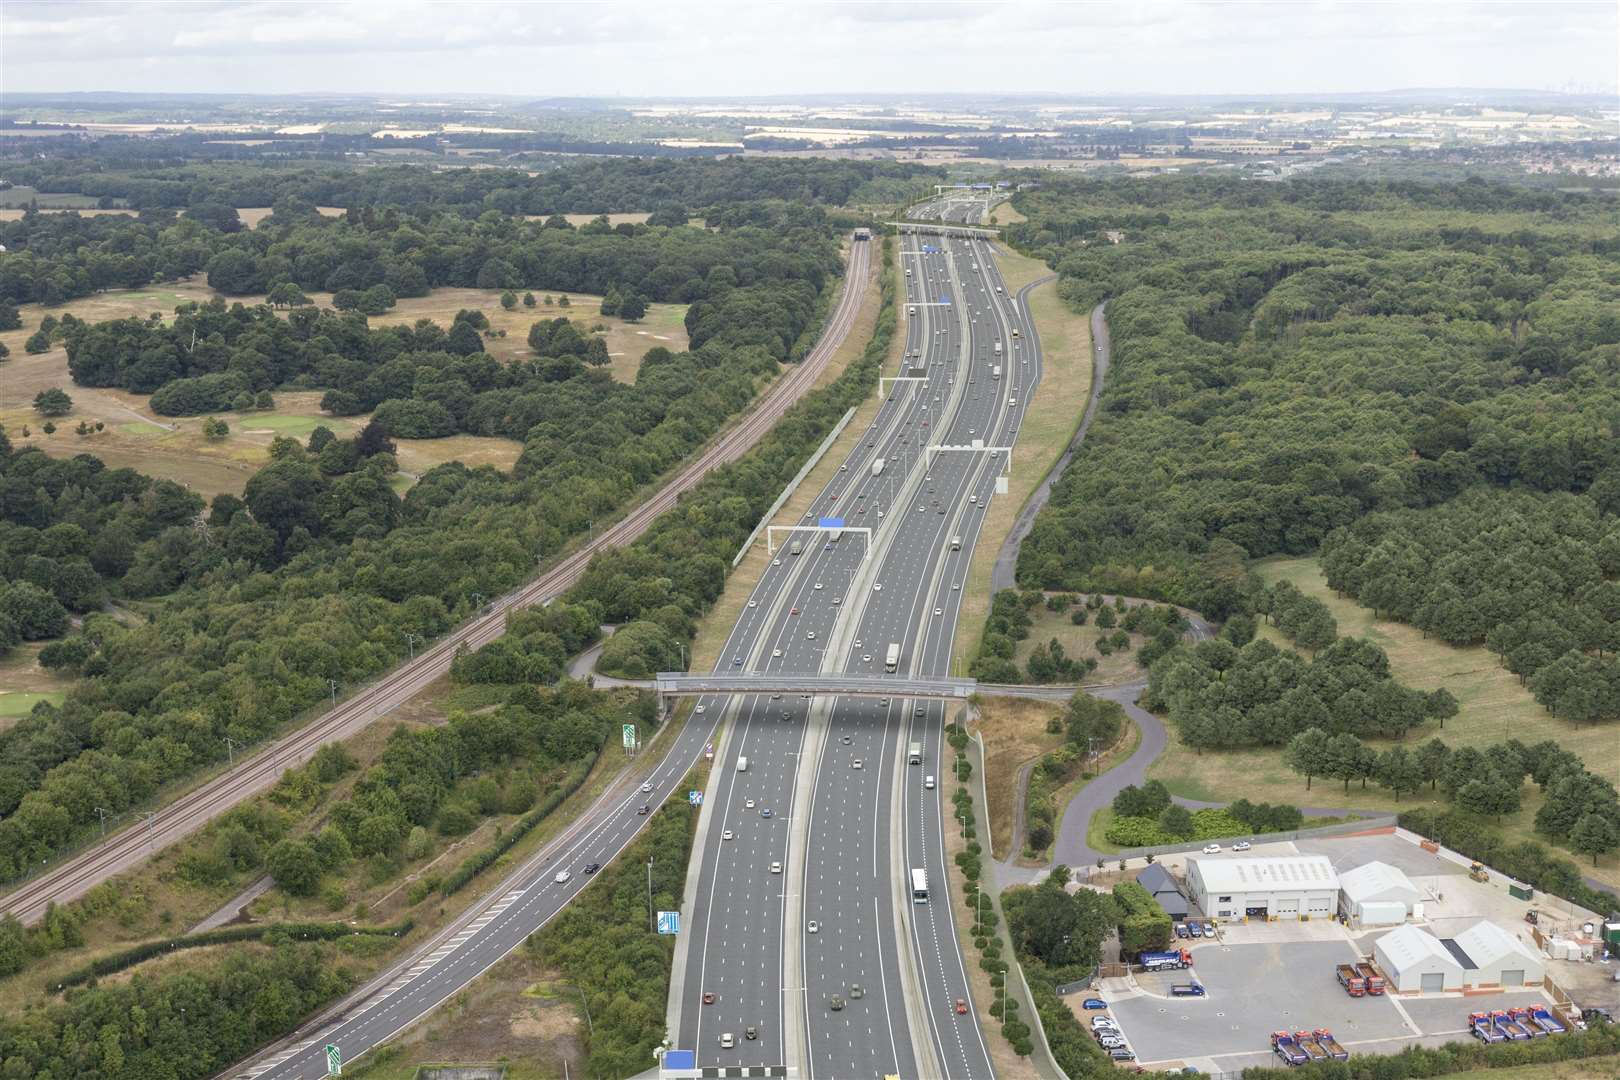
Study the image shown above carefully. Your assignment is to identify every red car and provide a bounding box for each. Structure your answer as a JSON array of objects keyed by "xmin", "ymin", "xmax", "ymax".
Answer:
[
  {"xmin": 790, "ymin": 607, "xmax": 800, "ymax": 615},
  {"xmin": 955, "ymin": 999, "xmax": 968, "ymax": 1015},
  {"xmin": 703, "ymin": 992, "xmax": 715, "ymax": 1005}
]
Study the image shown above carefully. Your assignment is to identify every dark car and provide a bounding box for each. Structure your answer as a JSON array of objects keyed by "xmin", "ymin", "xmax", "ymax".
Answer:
[
  {"xmin": 584, "ymin": 862, "xmax": 601, "ymax": 875},
  {"xmin": 745, "ymin": 1025, "xmax": 758, "ymax": 1040},
  {"xmin": 637, "ymin": 805, "xmax": 650, "ymax": 816},
  {"xmin": 1174, "ymin": 924, "xmax": 1191, "ymax": 939}
]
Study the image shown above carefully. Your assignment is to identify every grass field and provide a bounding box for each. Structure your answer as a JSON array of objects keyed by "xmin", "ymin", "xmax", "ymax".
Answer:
[
  {"xmin": 973, "ymin": 696, "xmax": 1066, "ymax": 859},
  {"xmin": 1148, "ymin": 555, "xmax": 1620, "ymax": 890},
  {"xmin": 688, "ymin": 239, "xmax": 884, "ymax": 673},
  {"xmin": 0, "ymin": 643, "xmax": 77, "ymax": 732},
  {"xmin": 951, "ymin": 244, "xmax": 1091, "ymax": 671},
  {"xmin": 987, "ymin": 200, "xmax": 1026, "ymax": 226},
  {"xmin": 0, "ymin": 691, "xmax": 64, "ymax": 718},
  {"xmin": 1011, "ymin": 598, "xmax": 1156, "ymax": 687},
  {"xmin": 1446, "ymin": 1057, "xmax": 1620, "ymax": 1080}
]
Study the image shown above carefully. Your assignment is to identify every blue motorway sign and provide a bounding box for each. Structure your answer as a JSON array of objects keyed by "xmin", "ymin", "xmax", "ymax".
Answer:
[
  {"xmin": 664, "ymin": 1050, "xmax": 696, "ymax": 1069},
  {"xmin": 657, "ymin": 910, "xmax": 680, "ymax": 935},
  {"xmin": 817, "ymin": 517, "xmax": 845, "ymax": 529}
]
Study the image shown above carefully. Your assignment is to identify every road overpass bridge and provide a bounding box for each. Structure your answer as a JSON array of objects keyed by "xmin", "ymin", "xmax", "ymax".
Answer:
[
  {"xmin": 886, "ymin": 221, "xmax": 1001, "ymax": 239},
  {"xmin": 654, "ymin": 673, "xmax": 976, "ymax": 701}
]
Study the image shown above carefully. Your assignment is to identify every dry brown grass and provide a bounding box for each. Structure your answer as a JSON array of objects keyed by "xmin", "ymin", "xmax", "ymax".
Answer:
[
  {"xmin": 236, "ymin": 206, "xmax": 345, "ymax": 228},
  {"xmin": 688, "ymin": 242, "xmax": 885, "ymax": 673},
  {"xmin": 952, "ymin": 245, "xmax": 1092, "ymax": 670},
  {"xmin": 972, "ymin": 697, "xmax": 1066, "ymax": 859},
  {"xmin": 1148, "ymin": 555, "xmax": 1620, "ymax": 890},
  {"xmin": 1011, "ymin": 600, "xmax": 1153, "ymax": 688},
  {"xmin": 987, "ymin": 200, "xmax": 1026, "ymax": 226}
]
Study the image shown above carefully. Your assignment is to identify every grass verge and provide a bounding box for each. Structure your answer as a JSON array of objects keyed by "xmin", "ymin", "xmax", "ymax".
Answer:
[{"xmin": 974, "ymin": 696, "xmax": 1066, "ymax": 860}]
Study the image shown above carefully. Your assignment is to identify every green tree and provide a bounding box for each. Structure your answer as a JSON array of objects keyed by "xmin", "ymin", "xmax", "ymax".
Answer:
[
  {"xmin": 1375, "ymin": 746, "xmax": 1423, "ymax": 801},
  {"xmin": 500, "ymin": 290, "xmax": 519, "ymax": 311},
  {"xmin": 32, "ymin": 387, "xmax": 73, "ymax": 416},
  {"xmin": 1158, "ymin": 804, "xmax": 1194, "ymax": 838},
  {"xmin": 1416, "ymin": 737, "xmax": 1452, "ymax": 790},
  {"xmin": 25, "ymin": 329, "xmax": 52, "ymax": 354},
  {"xmin": 203, "ymin": 416, "xmax": 230, "ymax": 439},
  {"xmin": 266, "ymin": 838, "xmax": 323, "ymax": 896},
  {"xmin": 1569, "ymin": 812, "xmax": 1619, "ymax": 865},
  {"xmin": 1284, "ymin": 727, "xmax": 1331, "ymax": 790},
  {"xmin": 619, "ymin": 292, "xmax": 648, "ymax": 322}
]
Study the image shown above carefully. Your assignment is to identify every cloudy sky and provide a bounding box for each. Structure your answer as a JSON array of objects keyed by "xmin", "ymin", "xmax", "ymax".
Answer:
[{"xmin": 3, "ymin": 1, "xmax": 1615, "ymax": 98}]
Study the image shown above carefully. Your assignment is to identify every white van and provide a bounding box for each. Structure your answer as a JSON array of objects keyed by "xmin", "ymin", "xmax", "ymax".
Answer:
[{"xmin": 738, "ymin": 756, "xmax": 749, "ymax": 773}]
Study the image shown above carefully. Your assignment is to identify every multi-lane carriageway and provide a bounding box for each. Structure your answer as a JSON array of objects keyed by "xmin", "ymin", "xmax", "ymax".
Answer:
[{"xmin": 670, "ymin": 217, "xmax": 1036, "ymax": 1080}]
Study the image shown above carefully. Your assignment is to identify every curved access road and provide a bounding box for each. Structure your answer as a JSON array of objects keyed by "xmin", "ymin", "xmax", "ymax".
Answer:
[
  {"xmin": 0, "ymin": 236, "xmax": 874, "ymax": 927},
  {"xmin": 991, "ymin": 300, "xmax": 1110, "ymax": 593}
]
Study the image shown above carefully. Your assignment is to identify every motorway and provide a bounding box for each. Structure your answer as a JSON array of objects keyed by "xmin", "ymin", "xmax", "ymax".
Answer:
[
  {"xmin": 671, "ymin": 201, "xmax": 1035, "ymax": 1078},
  {"xmin": 1, "ymin": 236, "xmax": 872, "ymax": 929}
]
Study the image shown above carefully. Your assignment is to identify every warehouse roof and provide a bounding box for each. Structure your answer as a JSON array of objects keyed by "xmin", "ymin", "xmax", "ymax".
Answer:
[
  {"xmin": 1452, "ymin": 920, "xmax": 1539, "ymax": 970},
  {"xmin": 1378, "ymin": 924, "xmax": 1462, "ymax": 973},
  {"xmin": 1340, "ymin": 860, "xmax": 1420, "ymax": 904},
  {"xmin": 1189, "ymin": 854, "xmax": 1338, "ymax": 894},
  {"xmin": 1136, "ymin": 863, "xmax": 1191, "ymax": 917}
]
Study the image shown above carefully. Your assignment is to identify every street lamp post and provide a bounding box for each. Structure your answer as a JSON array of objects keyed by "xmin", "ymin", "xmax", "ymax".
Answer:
[
  {"xmin": 403, "ymin": 632, "xmax": 422, "ymax": 661},
  {"xmin": 222, "ymin": 736, "xmax": 240, "ymax": 766},
  {"xmin": 94, "ymin": 806, "xmax": 110, "ymax": 838}
]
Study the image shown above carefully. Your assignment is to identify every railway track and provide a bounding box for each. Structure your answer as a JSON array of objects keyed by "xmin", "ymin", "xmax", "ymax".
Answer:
[{"xmin": 0, "ymin": 236, "xmax": 873, "ymax": 926}]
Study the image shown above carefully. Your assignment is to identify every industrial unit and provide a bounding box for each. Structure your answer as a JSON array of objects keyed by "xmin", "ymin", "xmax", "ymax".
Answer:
[
  {"xmin": 1186, "ymin": 855, "xmax": 1338, "ymax": 921},
  {"xmin": 1338, "ymin": 860, "xmax": 1422, "ymax": 925},
  {"xmin": 1449, "ymin": 920, "xmax": 1545, "ymax": 988},
  {"xmin": 1136, "ymin": 862, "xmax": 1191, "ymax": 919},
  {"xmin": 1374, "ymin": 925, "xmax": 1464, "ymax": 992}
]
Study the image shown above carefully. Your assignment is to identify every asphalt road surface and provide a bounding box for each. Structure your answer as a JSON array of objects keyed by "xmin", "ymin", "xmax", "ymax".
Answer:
[{"xmin": 674, "ymin": 210, "xmax": 1030, "ymax": 1079}]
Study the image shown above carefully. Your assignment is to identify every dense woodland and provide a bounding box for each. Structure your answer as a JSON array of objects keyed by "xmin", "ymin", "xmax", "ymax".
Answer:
[{"xmin": 1006, "ymin": 176, "xmax": 1620, "ymax": 619}]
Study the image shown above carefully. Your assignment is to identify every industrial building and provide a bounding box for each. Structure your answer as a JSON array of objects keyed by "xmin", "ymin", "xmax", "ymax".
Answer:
[
  {"xmin": 1449, "ymin": 920, "xmax": 1544, "ymax": 988},
  {"xmin": 1374, "ymin": 925, "xmax": 1464, "ymax": 992},
  {"xmin": 1186, "ymin": 855, "xmax": 1338, "ymax": 921},
  {"xmin": 1338, "ymin": 860, "xmax": 1422, "ymax": 925},
  {"xmin": 1136, "ymin": 862, "xmax": 1191, "ymax": 919},
  {"xmin": 1373, "ymin": 920, "xmax": 1545, "ymax": 993}
]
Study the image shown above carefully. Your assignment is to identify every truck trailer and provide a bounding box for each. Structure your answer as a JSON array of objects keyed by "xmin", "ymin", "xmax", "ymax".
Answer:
[
  {"xmin": 1335, "ymin": 964, "xmax": 1366, "ymax": 996},
  {"xmin": 1294, "ymin": 1032, "xmax": 1328, "ymax": 1062},
  {"xmin": 1355, "ymin": 962, "xmax": 1386, "ymax": 994},
  {"xmin": 1529, "ymin": 1006, "xmax": 1566, "ymax": 1035},
  {"xmin": 1137, "ymin": 949, "xmax": 1194, "ymax": 972},
  {"xmin": 1509, "ymin": 1007, "xmax": 1549, "ymax": 1038},
  {"xmin": 1492, "ymin": 1010, "xmax": 1532, "ymax": 1041},
  {"xmin": 1470, "ymin": 1012, "xmax": 1506, "ymax": 1044},
  {"xmin": 1271, "ymin": 1031, "xmax": 1309, "ymax": 1066},
  {"xmin": 1313, "ymin": 1029, "xmax": 1349, "ymax": 1060}
]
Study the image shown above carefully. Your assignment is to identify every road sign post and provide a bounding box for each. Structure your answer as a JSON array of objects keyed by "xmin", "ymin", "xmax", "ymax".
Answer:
[
  {"xmin": 325, "ymin": 1044, "xmax": 341, "ymax": 1076},
  {"xmin": 688, "ymin": 790, "xmax": 703, "ymax": 807},
  {"xmin": 622, "ymin": 723, "xmax": 636, "ymax": 751},
  {"xmin": 657, "ymin": 910, "xmax": 681, "ymax": 934}
]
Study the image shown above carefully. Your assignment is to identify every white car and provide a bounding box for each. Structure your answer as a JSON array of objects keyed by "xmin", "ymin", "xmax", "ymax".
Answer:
[
  {"xmin": 720, "ymin": 1032, "xmax": 735, "ymax": 1049},
  {"xmin": 854, "ymin": 638, "xmax": 863, "ymax": 647},
  {"xmin": 952, "ymin": 582, "xmax": 961, "ymax": 590},
  {"xmin": 872, "ymin": 583, "xmax": 883, "ymax": 592},
  {"xmin": 748, "ymin": 600, "xmax": 756, "ymax": 608},
  {"xmin": 772, "ymin": 559, "xmax": 781, "ymax": 566},
  {"xmin": 814, "ymin": 582, "xmax": 824, "ymax": 591},
  {"xmin": 806, "ymin": 630, "xmax": 816, "ymax": 640},
  {"xmin": 773, "ymin": 648, "xmax": 782, "ymax": 658},
  {"xmin": 925, "ymin": 775, "xmax": 935, "ymax": 789},
  {"xmin": 554, "ymin": 870, "xmax": 572, "ymax": 885},
  {"xmin": 853, "ymin": 758, "xmax": 863, "ymax": 769},
  {"xmin": 832, "ymin": 596, "xmax": 841, "ymax": 605},
  {"xmin": 934, "ymin": 607, "xmax": 943, "ymax": 616},
  {"xmin": 641, "ymin": 782, "xmax": 653, "ymax": 793},
  {"xmin": 1202, "ymin": 843, "xmax": 1223, "ymax": 854},
  {"xmin": 770, "ymin": 861, "xmax": 783, "ymax": 874},
  {"xmin": 746, "ymin": 798, "xmax": 757, "ymax": 809},
  {"xmin": 862, "ymin": 654, "xmax": 872, "ymax": 662},
  {"xmin": 808, "ymin": 920, "xmax": 819, "ymax": 934},
  {"xmin": 1233, "ymin": 840, "xmax": 1253, "ymax": 852},
  {"xmin": 722, "ymin": 829, "xmax": 734, "ymax": 840}
]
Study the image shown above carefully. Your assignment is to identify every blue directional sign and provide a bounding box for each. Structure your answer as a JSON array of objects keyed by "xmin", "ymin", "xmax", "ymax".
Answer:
[
  {"xmin": 938, "ymin": 296, "xmax": 951, "ymax": 305},
  {"xmin": 664, "ymin": 1050, "xmax": 696, "ymax": 1069},
  {"xmin": 657, "ymin": 910, "xmax": 680, "ymax": 935},
  {"xmin": 688, "ymin": 790, "xmax": 703, "ymax": 806},
  {"xmin": 818, "ymin": 517, "xmax": 845, "ymax": 529}
]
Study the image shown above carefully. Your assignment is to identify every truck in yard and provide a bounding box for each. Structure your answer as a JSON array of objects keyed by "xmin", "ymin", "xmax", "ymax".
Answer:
[
  {"xmin": 1271, "ymin": 1031, "xmax": 1309, "ymax": 1066},
  {"xmin": 1313, "ymin": 1029, "xmax": 1349, "ymax": 1060},
  {"xmin": 1335, "ymin": 964, "xmax": 1366, "ymax": 996},
  {"xmin": 1529, "ymin": 1006, "xmax": 1566, "ymax": 1034},
  {"xmin": 1355, "ymin": 962, "xmax": 1386, "ymax": 994},
  {"xmin": 1294, "ymin": 1031, "xmax": 1328, "ymax": 1062},
  {"xmin": 1170, "ymin": 983, "xmax": 1205, "ymax": 997},
  {"xmin": 1492, "ymin": 1010, "xmax": 1532, "ymax": 1040},
  {"xmin": 1509, "ymin": 1007, "xmax": 1549, "ymax": 1037},
  {"xmin": 1470, "ymin": 1012, "xmax": 1507, "ymax": 1043},
  {"xmin": 1138, "ymin": 949, "xmax": 1194, "ymax": 972}
]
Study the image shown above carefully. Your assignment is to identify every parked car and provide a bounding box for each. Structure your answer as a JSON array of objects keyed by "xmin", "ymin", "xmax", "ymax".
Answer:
[
  {"xmin": 1082, "ymin": 998, "xmax": 1108, "ymax": 1010},
  {"xmin": 1187, "ymin": 922, "xmax": 1202, "ymax": 938},
  {"xmin": 1202, "ymin": 843, "xmax": 1222, "ymax": 854},
  {"xmin": 1202, "ymin": 920, "xmax": 1216, "ymax": 936},
  {"xmin": 1233, "ymin": 840, "xmax": 1253, "ymax": 851}
]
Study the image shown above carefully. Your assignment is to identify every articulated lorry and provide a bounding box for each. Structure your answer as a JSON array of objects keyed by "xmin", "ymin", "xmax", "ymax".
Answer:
[
  {"xmin": 1271, "ymin": 1031, "xmax": 1309, "ymax": 1066},
  {"xmin": 1138, "ymin": 949, "xmax": 1194, "ymax": 972},
  {"xmin": 1312, "ymin": 1029, "xmax": 1349, "ymax": 1060},
  {"xmin": 1335, "ymin": 964, "xmax": 1366, "ymax": 996}
]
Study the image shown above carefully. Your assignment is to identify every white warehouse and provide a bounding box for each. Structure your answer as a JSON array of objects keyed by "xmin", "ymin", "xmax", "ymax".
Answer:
[
  {"xmin": 1187, "ymin": 855, "xmax": 1338, "ymax": 921},
  {"xmin": 1339, "ymin": 860, "xmax": 1422, "ymax": 925},
  {"xmin": 1375, "ymin": 925, "xmax": 1464, "ymax": 992},
  {"xmin": 1450, "ymin": 920, "xmax": 1544, "ymax": 988}
]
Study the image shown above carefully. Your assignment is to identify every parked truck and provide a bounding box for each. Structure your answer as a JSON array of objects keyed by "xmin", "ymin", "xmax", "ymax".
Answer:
[
  {"xmin": 1509, "ymin": 1007, "xmax": 1548, "ymax": 1038},
  {"xmin": 1355, "ymin": 962, "xmax": 1386, "ymax": 995},
  {"xmin": 871, "ymin": 458, "xmax": 886, "ymax": 478},
  {"xmin": 1170, "ymin": 983, "xmax": 1205, "ymax": 997},
  {"xmin": 1294, "ymin": 1032, "xmax": 1328, "ymax": 1062},
  {"xmin": 1470, "ymin": 1012, "xmax": 1506, "ymax": 1043},
  {"xmin": 1313, "ymin": 1029, "xmax": 1349, "ymax": 1060},
  {"xmin": 1493, "ymin": 1010, "xmax": 1532, "ymax": 1041},
  {"xmin": 1529, "ymin": 1006, "xmax": 1566, "ymax": 1034},
  {"xmin": 1138, "ymin": 949, "xmax": 1194, "ymax": 972},
  {"xmin": 1335, "ymin": 964, "xmax": 1366, "ymax": 997},
  {"xmin": 1271, "ymin": 1031, "xmax": 1309, "ymax": 1066}
]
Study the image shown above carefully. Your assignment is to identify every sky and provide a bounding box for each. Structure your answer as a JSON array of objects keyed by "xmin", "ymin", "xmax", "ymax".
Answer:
[{"xmin": 2, "ymin": 0, "xmax": 1615, "ymax": 99}]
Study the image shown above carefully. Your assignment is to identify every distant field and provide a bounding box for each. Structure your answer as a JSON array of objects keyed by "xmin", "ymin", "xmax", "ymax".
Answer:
[
  {"xmin": 1148, "ymin": 555, "xmax": 1620, "ymax": 890},
  {"xmin": 237, "ymin": 205, "xmax": 346, "ymax": 228},
  {"xmin": 0, "ymin": 691, "xmax": 63, "ymax": 718},
  {"xmin": 0, "ymin": 185, "xmax": 118, "ymax": 211}
]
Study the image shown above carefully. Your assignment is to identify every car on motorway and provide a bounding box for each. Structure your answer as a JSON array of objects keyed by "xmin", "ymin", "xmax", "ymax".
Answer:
[
  {"xmin": 1233, "ymin": 840, "xmax": 1253, "ymax": 851},
  {"xmin": 732, "ymin": 655, "xmax": 742, "ymax": 666},
  {"xmin": 806, "ymin": 630, "xmax": 816, "ymax": 640},
  {"xmin": 638, "ymin": 805, "xmax": 650, "ymax": 815},
  {"xmin": 953, "ymin": 582, "xmax": 961, "ymax": 590},
  {"xmin": 554, "ymin": 870, "xmax": 572, "ymax": 885},
  {"xmin": 790, "ymin": 606, "xmax": 800, "ymax": 615},
  {"xmin": 872, "ymin": 583, "xmax": 882, "ymax": 591},
  {"xmin": 745, "ymin": 798, "xmax": 756, "ymax": 809},
  {"xmin": 1082, "ymin": 998, "xmax": 1108, "ymax": 1010},
  {"xmin": 771, "ymin": 861, "xmax": 783, "ymax": 874},
  {"xmin": 850, "ymin": 984, "xmax": 864, "ymax": 999},
  {"xmin": 719, "ymin": 1032, "xmax": 735, "ymax": 1048},
  {"xmin": 745, "ymin": 1026, "xmax": 757, "ymax": 1041},
  {"xmin": 934, "ymin": 607, "xmax": 943, "ymax": 615},
  {"xmin": 813, "ymin": 582, "xmax": 824, "ymax": 590},
  {"xmin": 761, "ymin": 807, "xmax": 773, "ymax": 818},
  {"xmin": 695, "ymin": 704, "xmax": 706, "ymax": 714},
  {"xmin": 955, "ymin": 998, "xmax": 968, "ymax": 1015},
  {"xmin": 772, "ymin": 558, "xmax": 781, "ymax": 566},
  {"xmin": 722, "ymin": 829, "xmax": 734, "ymax": 841},
  {"xmin": 862, "ymin": 653, "xmax": 871, "ymax": 662},
  {"xmin": 925, "ymin": 775, "xmax": 935, "ymax": 789},
  {"xmin": 703, "ymin": 991, "xmax": 715, "ymax": 1004},
  {"xmin": 833, "ymin": 595, "xmax": 842, "ymax": 605},
  {"xmin": 808, "ymin": 920, "xmax": 819, "ymax": 934},
  {"xmin": 1202, "ymin": 843, "xmax": 1222, "ymax": 854},
  {"xmin": 584, "ymin": 862, "xmax": 601, "ymax": 875},
  {"xmin": 773, "ymin": 648, "xmax": 782, "ymax": 658},
  {"xmin": 829, "ymin": 995, "xmax": 845, "ymax": 1011},
  {"xmin": 853, "ymin": 758, "xmax": 863, "ymax": 769},
  {"xmin": 880, "ymin": 697, "xmax": 890, "ymax": 706},
  {"xmin": 841, "ymin": 734, "xmax": 852, "ymax": 744},
  {"xmin": 640, "ymin": 782, "xmax": 653, "ymax": 793}
]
